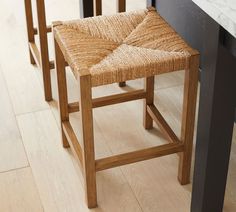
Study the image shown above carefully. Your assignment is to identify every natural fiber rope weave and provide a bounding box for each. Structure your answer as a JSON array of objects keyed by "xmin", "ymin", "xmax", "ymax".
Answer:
[{"xmin": 53, "ymin": 7, "xmax": 198, "ymax": 87}]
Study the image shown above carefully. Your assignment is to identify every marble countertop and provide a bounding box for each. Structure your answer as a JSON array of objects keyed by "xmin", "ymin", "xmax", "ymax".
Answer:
[{"xmin": 192, "ymin": 0, "xmax": 236, "ymax": 38}]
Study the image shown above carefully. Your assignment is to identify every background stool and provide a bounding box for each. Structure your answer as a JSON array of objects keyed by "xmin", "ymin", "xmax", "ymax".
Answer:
[
  {"xmin": 24, "ymin": 0, "xmax": 127, "ymax": 101},
  {"xmin": 24, "ymin": 0, "xmax": 54, "ymax": 101},
  {"xmin": 53, "ymin": 7, "xmax": 199, "ymax": 208},
  {"xmin": 94, "ymin": 0, "xmax": 126, "ymax": 16}
]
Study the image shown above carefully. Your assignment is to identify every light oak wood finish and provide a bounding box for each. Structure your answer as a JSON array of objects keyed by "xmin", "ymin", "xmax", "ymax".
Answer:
[
  {"xmin": 33, "ymin": 25, "xmax": 52, "ymax": 34},
  {"xmin": 24, "ymin": 0, "xmax": 127, "ymax": 101},
  {"xmin": 0, "ymin": 68, "xmax": 28, "ymax": 172},
  {"xmin": 24, "ymin": 0, "xmax": 36, "ymax": 65},
  {"xmin": 29, "ymin": 42, "xmax": 40, "ymax": 68},
  {"xmin": 178, "ymin": 55, "xmax": 199, "ymax": 184},
  {"xmin": 24, "ymin": 0, "xmax": 52, "ymax": 101},
  {"xmin": 147, "ymin": 104, "xmax": 180, "ymax": 143},
  {"xmin": 35, "ymin": 0, "xmax": 52, "ymax": 101},
  {"xmin": 90, "ymin": 90, "xmax": 146, "ymax": 108},
  {"xmin": 94, "ymin": 0, "xmax": 126, "ymax": 16},
  {"xmin": 68, "ymin": 89, "xmax": 147, "ymax": 113},
  {"xmin": 96, "ymin": 142, "xmax": 184, "ymax": 171},
  {"xmin": 62, "ymin": 121, "xmax": 83, "ymax": 166},
  {"xmin": 118, "ymin": 0, "xmax": 126, "ymax": 87}
]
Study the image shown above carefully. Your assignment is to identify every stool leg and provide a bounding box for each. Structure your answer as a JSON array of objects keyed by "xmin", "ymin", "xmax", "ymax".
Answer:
[
  {"xmin": 117, "ymin": 0, "xmax": 126, "ymax": 87},
  {"xmin": 143, "ymin": 76, "xmax": 155, "ymax": 129},
  {"xmin": 36, "ymin": 0, "xmax": 52, "ymax": 101},
  {"xmin": 118, "ymin": 0, "xmax": 126, "ymax": 12},
  {"xmin": 94, "ymin": 0, "xmax": 102, "ymax": 16},
  {"xmin": 24, "ymin": 0, "xmax": 36, "ymax": 65},
  {"xmin": 79, "ymin": 75, "xmax": 97, "ymax": 208},
  {"xmin": 54, "ymin": 39, "xmax": 70, "ymax": 148},
  {"xmin": 178, "ymin": 55, "xmax": 199, "ymax": 184},
  {"xmin": 118, "ymin": 81, "xmax": 126, "ymax": 87}
]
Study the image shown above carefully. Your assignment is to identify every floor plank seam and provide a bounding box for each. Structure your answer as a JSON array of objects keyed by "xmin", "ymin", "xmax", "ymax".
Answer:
[
  {"xmin": 0, "ymin": 66, "xmax": 31, "ymax": 169},
  {"xmin": 93, "ymin": 118, "xmax": 145, "ymax": 211},
  {"xmin": 15, "ymin": 107, "xmax": 50, "ymax": 117},
  {"xmin": 120, "ymin": 169, "xmax": 145, "ymax": 212},
  {"xmin": 0, "ymin": 165, "xmax": 30, "ymax": 174},
  {"xmin": 155, "ymin": 83, "xmax": 184, "ymax": 91}
]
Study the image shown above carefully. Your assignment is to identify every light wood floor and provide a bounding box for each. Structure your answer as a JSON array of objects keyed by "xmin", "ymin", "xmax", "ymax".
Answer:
[{"xmin": 0, "ymin": 0, "xmax": 235, "ymax": 211}]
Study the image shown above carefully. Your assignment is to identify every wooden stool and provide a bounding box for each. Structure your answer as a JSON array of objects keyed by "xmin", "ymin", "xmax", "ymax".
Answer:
[
  {"xmin": 24, "ymin": 0, "xmax": 54, "ymax": 101},
  {"xmin": 53, "ymin": 7, "xmax": 199, "ymax": 208},
  {"xmin": 24, "ymin": 0, "xmax": 126, "ymax": 101}
]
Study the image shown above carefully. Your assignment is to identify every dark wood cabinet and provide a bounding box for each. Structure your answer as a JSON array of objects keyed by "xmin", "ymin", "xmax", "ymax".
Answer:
[
  {"xmin": 156, "ymin": 1, "xmax": 236, "ymax": 211},
  {"xmin": 155, "ymin": 0, "xmax": 236, "ymax": 119}
]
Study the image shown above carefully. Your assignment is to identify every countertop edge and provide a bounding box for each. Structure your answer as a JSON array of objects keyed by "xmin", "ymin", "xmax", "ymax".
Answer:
[{"xmin": 192, "ymin": 0, "xmax": 236, "ymax": 38}]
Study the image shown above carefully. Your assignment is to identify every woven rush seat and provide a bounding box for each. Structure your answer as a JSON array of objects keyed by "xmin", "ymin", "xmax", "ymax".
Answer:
[
  {"xmin": 53, "ymin": 6, "xmax": 199, "ymax": 209},
  {"xmin": 53, "ymin": 7, "xmax": 198, "ymax": 87}
]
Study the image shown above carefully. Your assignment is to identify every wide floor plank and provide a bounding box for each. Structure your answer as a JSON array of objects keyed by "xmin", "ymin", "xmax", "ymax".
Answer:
[
  {"xmin": 0, "ymin": 0, "xmax": 49, "ymax": 115},
  {"xmin": 0, "ymin": 68, "xmax": 28, "ymax": 172},
  {"xmin": 17, "ymin": 109, "xmax": 142, "ymax": 212},
  {"xmin": 17, "ymin": 110, "xmax": 91, "ymax": 212},
  {"xmin": 0, "ymin": 167, "xmax": 43, "ymax": 212}
]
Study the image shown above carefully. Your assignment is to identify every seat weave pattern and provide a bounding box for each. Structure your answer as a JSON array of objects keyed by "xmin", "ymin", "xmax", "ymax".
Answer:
[{"xmin": 54, "ymin": 7, "xmax": 198, "ymax": 87}]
